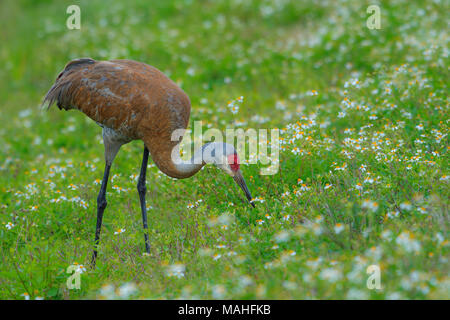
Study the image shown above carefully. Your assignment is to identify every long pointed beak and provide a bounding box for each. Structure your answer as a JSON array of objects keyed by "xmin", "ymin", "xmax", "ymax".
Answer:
[{"xmin": 232, "ymin": 170, "xmax": 255, "ymax": 208}]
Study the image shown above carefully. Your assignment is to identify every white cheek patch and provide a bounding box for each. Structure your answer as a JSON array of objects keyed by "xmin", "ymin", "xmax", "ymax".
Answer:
[{"xmin": 217, "ymin": 158, "xmax": 233, "ymax": 175}]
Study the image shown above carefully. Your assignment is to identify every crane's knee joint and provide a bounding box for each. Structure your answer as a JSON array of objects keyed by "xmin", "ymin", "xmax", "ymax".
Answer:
[
  {"xmin": 137, "ymin": 183, "xmax": 146, "ymax": 194},
  {"xmin": 97, "ymin": 197, "xmax": 107, "ymax": 210}
]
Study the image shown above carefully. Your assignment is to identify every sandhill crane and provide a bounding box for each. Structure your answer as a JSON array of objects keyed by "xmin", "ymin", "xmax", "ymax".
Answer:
[{"xmin": 43, "ymin": 58, "xmax": 254, "ymax": 267}]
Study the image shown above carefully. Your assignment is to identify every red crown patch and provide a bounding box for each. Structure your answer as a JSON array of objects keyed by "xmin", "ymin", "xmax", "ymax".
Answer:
[{"xmin": 227, "ymin": 153, "xmax": 240, "ymax": 172}]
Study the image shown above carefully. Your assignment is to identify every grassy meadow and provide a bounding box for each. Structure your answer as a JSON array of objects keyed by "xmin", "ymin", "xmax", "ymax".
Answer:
[{"xmin": 0, "ymin": 0, "xmax": 449, "ymax": 299}]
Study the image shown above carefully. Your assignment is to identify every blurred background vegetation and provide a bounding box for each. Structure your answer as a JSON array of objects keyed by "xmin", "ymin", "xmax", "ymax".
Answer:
[{"xmin": 0, "ymin": 0, "xmax": 448, "ymax": 299}]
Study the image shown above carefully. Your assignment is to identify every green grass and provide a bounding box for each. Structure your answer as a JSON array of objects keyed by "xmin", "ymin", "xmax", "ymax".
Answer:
[{"xmin": 0, "ymin": 0, "xmax": 449, "ymax": 299}]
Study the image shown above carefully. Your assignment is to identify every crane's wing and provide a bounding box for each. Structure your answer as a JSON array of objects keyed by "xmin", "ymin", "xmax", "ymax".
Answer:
[
  {"xmin": 43, "ymin": 58, "xmax": 96, "ymax": 111},
  {"xmin": 42, "ymin": 58, "xmax": 191, "ymax": 140}
]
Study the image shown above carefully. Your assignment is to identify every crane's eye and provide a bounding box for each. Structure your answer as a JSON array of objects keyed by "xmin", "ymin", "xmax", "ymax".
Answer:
[{"xmin": 227, "ymin": 153, "xmax": 240, "ymax": 172}]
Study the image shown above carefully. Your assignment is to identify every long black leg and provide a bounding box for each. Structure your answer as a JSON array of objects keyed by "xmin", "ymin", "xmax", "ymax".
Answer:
[
  {"xmin": 91, "ymin": 162, "xmax": 111, "ymax": 267},
  {"xmin": 137, "ymin": 146, "xmax": 151, "ymax": 254}
]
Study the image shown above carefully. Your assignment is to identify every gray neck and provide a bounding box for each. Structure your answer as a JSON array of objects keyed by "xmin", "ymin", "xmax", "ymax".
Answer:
[{"xmin": 170, "ymin": 142, "xmax": 213, "ymax": 178}]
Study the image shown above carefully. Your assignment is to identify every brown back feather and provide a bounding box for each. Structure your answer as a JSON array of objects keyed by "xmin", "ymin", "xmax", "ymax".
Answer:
[
  {"xmin": 42, "ymin": 58, "xmax": 96, "ymax": 110},
  {"xmin": 42, "ymin": 58, "xmax": 192, "ymax": 177}
]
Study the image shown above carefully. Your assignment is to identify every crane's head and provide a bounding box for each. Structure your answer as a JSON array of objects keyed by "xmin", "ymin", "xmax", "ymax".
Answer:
[{"xmin": 203, "ymin": 142, "xmax": 255, "ymax": 207}]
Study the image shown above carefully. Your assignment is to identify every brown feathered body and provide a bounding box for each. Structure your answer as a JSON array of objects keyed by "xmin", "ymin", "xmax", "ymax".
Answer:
[{"xmin": 43, "ymin": 58, "xmax": 193, "ymax": 178}]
